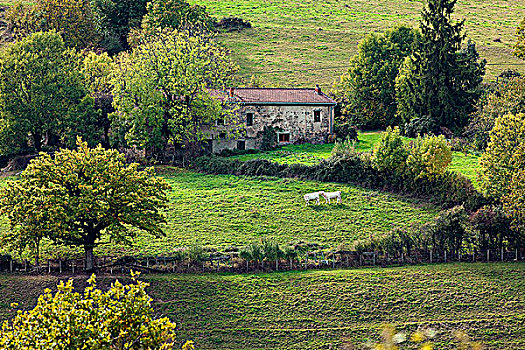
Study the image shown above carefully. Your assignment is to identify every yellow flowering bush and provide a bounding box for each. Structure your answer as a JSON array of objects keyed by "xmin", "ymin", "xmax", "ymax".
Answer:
[{"xmin": 0, "ymin": 272, "xmax": 178, "ymax": 349}]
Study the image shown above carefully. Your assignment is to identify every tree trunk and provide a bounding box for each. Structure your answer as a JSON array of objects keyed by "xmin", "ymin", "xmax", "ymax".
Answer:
[
  {"xmin": 85, "ymin": 246, "xmax": 95, "ymax": 271},
  {"xmin": 35, "ymin": 241, "xmax": 40, "ymax": 267}
]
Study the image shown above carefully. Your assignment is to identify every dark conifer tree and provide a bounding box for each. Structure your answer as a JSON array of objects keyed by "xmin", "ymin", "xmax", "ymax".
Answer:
[{"xmin": 395, "ymin": 0, "xmax": 485, "ymax": 134}]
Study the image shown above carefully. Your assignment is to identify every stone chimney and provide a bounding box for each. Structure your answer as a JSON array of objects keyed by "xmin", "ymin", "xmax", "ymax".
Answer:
[{"xmin": 315, "ymin": 84, "xmax": 321, "ymax": 95}]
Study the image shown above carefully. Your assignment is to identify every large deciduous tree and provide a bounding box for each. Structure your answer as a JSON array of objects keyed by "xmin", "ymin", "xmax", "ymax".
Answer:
[
  {"xmin": 0, "ymin": 139, "xmax": 170, "ymax": 270},
  {"xmin": 333, "ymin": 25, "xmax": 420, "ymax": 129},
  {"xmin": 110, "ymin": 29, "xmax": 236, "ymax": 157},
  {"xmin": 141, "ymin": 0, "xmax": 214, "ymax": 33},
  {"xmin": 90, "ymin": 0, "xmax": 149, "ymax": 54},
  {"xmin": 395, "ymin": 0, "xmax": 485, "ymax": 134},
  {"xmin": 0, "ymin": 31, "xmax": 99, "ymax": 156},
  {"xmin": 479, "ymin": 113, "xmax": 525, "ymax": 244},
  {"xmin": 465, "ymin": 77, "xmax": 525, "ymax": 150},
  {"xmin": 7, "ymin": 0, "xmax": 99, "ymax": 50}
]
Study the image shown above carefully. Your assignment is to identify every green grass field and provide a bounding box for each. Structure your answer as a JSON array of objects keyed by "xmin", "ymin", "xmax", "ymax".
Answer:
[
  {"xmin": 0, "ymin": 169, "xmax": 438, "ymax": 259},
  {"xmin": 230, "ymin": 131, "xmax": 481, "ymax": 184},
  {"xmin": 1, "ymin": 263, "xmax": 524, "ymax": 349},
  {"xmin": 191, "ymin": 0, "xmax": 525, "ymax": 87}
]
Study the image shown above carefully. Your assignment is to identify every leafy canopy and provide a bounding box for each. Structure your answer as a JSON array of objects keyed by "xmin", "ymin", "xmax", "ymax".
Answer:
[
  {"xmin": 406, "ymin": 134, "xmax": 452, "ymax": 179},
  {"xmin": 371, "ymin": 126, "xmax": 408, "ymax": 173},
  {"xmin": 395, "ymin": 0, "xmax": 485, "ymax": 133},
  {"xmin": 334, "ymin": 25, "xmax": 420, "ymax": 129},
  {"xmin": 0, "ymin": 30, "xmax": 99, "ymax": 155},
  {"xmin": 0, "ymin": 138, "xmax": 170, "ymax": 270},
  {"xmin": 7, "ymin": 0, "xmax": 99, "ymax": 50},
  {"xmin": 0, "ymin": 272, "xmax": 182, "ymax": 350},
  {"xmin": 141, "ymin": 0, "xmax": 214, "ymax": 33},
  {"xmin": 110, "ymin": 29, "xmax": 236, "ymax": 156},
  {"xmin": 465, "ymin": 77, "xmax": 525, "ymax": 150}
]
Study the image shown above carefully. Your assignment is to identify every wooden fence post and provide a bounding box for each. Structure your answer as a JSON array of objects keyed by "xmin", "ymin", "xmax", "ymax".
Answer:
[
  {"xmin": 9, "ymin": 258, "xmax": 12, "ymax": 272},
  {"xmin": 501, "ymin": 247, "xmax": 504, "ymax": 262},
  {"xmin": 48, "ymin": 260, "xmax": 51, "ymax": 274},
  {"xmin": 444, "ymin": 250, "xmax": 447, "ymax": 263},
  {"xmin": 487, "ymin": 249, "xmax": 490, "ymax": 262},
  {"xmin": 516, "ymin": 248, "xmax": 519, "ymax": 261},
  {"xmin": 59, "ymin": 260, "xmax": 62, "ymax": 274},
  {"xmin": 430, "ymin": 250, "xmax": 433, "ymax": 264}
]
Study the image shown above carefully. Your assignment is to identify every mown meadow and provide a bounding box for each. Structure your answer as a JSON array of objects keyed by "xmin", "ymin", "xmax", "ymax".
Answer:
[
  {"xmin": 191, "ymin": 0, "xmax": 525, "ymax": 86},
  {"xmin": 1, "ymin": 263, "xmax": 523, "ymax": 349},
  {"xmin": 0, "ymin": 169, "xmax": 438, "ymax": 259}
]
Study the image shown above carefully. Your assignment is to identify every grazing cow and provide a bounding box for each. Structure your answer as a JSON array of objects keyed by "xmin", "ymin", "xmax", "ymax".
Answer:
[
  {"xmin": 304, "ymin": 191, "xmax": 324, "ymax": 206},
  {"xmin": 320, "ymin": 191, "xmax": 342, "ymax": 204}
]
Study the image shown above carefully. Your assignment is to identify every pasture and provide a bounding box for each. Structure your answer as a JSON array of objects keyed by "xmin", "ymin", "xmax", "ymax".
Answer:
[
  {"xmin": 230, "ymin": 131, "xmax": 481, "ymax": 184},
  {"xmin": 1, "ymin": 263, "xmax": 524, "ymax": 349},
  {"xmin": 0, "ymin": 169, "xmax": 438, "ymax": 259},
  {"xmin": 191, "ymin": 0, "xmax": 525, "ymax": 86}
]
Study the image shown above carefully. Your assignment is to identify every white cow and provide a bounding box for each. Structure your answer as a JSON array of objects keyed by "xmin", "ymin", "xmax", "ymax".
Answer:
[
  {"xmin": 304, "ymin": 191, "xmax": 324, "ymax": 206},
  {"xmin": 320, "ymin": 191, "xmax": 342, "ymax": 204}
]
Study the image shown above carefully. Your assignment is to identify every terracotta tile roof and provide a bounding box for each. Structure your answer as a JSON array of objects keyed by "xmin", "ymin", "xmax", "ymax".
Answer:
[{"xmin": 211, "ymin": 88, "xmax": 337, "ymax": 105}]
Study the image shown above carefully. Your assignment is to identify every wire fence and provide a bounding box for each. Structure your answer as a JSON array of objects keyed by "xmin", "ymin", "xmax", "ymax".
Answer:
[{"xmin": 0, "ymin": 248, "xmax": 523, "ymax": 275}]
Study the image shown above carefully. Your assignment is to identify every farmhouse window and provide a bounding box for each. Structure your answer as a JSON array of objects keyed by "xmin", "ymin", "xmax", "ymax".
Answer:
[
  {"xmin": 237, "ymin": 140, "xmax": 246, "ymax": 150},
  {"xmin": 278, "ymin": 132, "xmax": 290, "ymax": 143},
  {"xmin": 314, "ymin": 110, "xmax": 321, "ymax": 122},
  {"xmin": 246, "ymin": 112, "xmax": 254, "ymax": 126}
]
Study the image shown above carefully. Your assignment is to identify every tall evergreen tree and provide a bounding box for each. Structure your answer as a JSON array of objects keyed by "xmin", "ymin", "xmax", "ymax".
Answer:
[{"xmin": 395, "ymin": 0, "xmax": 485, "ymax": 134}]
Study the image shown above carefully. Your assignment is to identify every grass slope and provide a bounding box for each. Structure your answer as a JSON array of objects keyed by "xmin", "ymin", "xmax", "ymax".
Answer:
[
  {"xmin": 0, "ymin": 170, "xmax": 437, "ymax": 258},
  {"xmin": 191, "ymin": 0, "xmax": 525, "ymax": 86},
  {"xmin": 230, "ymin": 132, "xmax": 481, "ymax": 184},
  {"xmin": 1, "ymin": 263, "xmax": 524, "ymax": 349}
]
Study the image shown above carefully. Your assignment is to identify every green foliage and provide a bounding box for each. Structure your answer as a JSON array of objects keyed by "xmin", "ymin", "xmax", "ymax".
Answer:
[
  {"xmin": 371, "ymin": 126, "xmax": 408, "ymax": 173},
  {"xmin": 469, "ymin": 205, "xmax": 515, "ymax": 251},
  {"xmin": 141, "ymin": 0, "xmax": 214, "ymax": 33},
  {"xmin": 424, "ymin": 205, "xmax": 469, "ymax": 254},
  {"xmin": 0, "ymin": 139, "xmax": 170, "ymax": 270},
  {"xmin": 82, "ymin": 51, "xmax": 115, "ymax": 96},
  {"xmin": 334, "ymin": 25, "xmax": 420, "ymax": 129},
  {"xmin": 0, "ymin": 273, "xmax": 177, "ymax": 349},
  {"xmin": 90, "ymin": 0, "xmax": 149, "ymax": 53},
  {"xmin": 395, "ymin": 0, "xmax": 485, "ymax": 133},
  {"xmin": 260, "ymin": 126, "xmax": 277, "ymax": 151},
  {"xmin": 514, "ymin": 17, "xmax": 525, "ymax": 60},
  {"xmin": 333, "ymin": 123, "xmax": 358, "ymax": 142},
  {"xmin": 465, "ymin": 77, "xmax": 525, "ymax": 150},
  {"xmin": 479, "ymin": 113, "xmax": 525, "ymax": 201},
  {"xmin": 110, "ymin": 29, "xmax": 236, "ymax": 157},
  {"xmin": 330, "ymin": 137, "xmax": 358, "ymax": 158},
  {"xmin": 7, "ymin": 0, "xmax": 99, "ymax": 50},
  {"xmin": 0, "ymin": 31, "xmax": 99, "ymax": 155},
  {"xmin": 406, "ymin": 134, "xmax": 452, "ymax": 179}
]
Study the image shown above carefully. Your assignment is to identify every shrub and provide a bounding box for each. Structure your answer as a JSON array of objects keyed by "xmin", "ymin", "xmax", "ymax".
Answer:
[
  {"xmin": 406, "ymin": 134, "xmax": 452, "ymax": 179},
  {"xmin": 0, "ymin": 273, "xmax": 178, "ymax": 350},
  {"xmin": 371, "ymin": 126, "xmax": 408, "ymax": 174},
  {"xmin": 333, "ymin": 123, "xmax": 358, "ymax": 142}
]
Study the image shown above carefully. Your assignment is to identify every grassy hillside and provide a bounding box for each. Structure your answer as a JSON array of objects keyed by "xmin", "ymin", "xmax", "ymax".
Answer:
[
  {"xmin": 1, "ymin": 263, "xmax": 524, "ymax": 349},
  {"xmin": 230, "ymin": 132, "xmax": 481, "ymax": 184},
  {"xmin": 0, "ymin": 169, "xmax": 438, "ymax": 258},
  {"xmin": 191, "ymin": 0, "xmax": 525, "ymax": 86}
]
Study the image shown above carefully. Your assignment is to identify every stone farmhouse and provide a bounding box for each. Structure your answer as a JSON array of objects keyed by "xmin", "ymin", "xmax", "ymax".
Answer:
[{"xmin": 208, "ymin": 86, "xmax": 337, "ymax": 153}]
